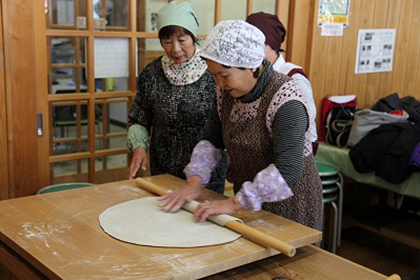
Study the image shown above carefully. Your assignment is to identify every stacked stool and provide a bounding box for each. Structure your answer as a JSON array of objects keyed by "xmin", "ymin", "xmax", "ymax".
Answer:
[{"xmin": 316, "ymin": 161, "xmax": 343, "ymax": 253}]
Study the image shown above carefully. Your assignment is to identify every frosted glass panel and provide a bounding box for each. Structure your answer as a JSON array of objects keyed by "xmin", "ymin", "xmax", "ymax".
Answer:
[
  {"xmin": 221, "ymin": 0, "xmax": 247, "ymax": 21},
  {"xmin": 253, "ymin": 0, "xmax": 276, "ymax": 14},
  {"xmin": 94, "ymin": 38, "xmax": 130, "ymax": 92},
  {"xmin": 188, "ymin": 0, "xmax": 215, "ymax": 34}
]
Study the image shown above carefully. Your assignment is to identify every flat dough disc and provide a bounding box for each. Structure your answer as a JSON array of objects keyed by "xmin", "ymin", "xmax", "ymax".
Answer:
[{"xmin": 99, "ymin": 197, "xmax": 241, "ymax": 248}]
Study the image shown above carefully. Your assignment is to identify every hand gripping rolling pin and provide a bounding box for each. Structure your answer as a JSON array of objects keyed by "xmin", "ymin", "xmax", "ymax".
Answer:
[{"xmin": 135, "ymin": 177, "xmax": 296, "ymax": 257}]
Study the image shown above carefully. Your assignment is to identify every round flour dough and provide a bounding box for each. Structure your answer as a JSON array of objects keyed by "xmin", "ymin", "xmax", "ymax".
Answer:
[{"xmin": 99, "ymin": 197, "xmax": 241, "ymax": 247}]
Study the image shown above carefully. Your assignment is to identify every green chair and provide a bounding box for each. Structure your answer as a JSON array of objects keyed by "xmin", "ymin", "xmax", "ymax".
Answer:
[
  {"xmin": 37, "ymin": 183, "xmax": 93, "ymax": 194},
  {"xmin": 316, "ymin": 161, "xmax": 343, "ymax": 253}
]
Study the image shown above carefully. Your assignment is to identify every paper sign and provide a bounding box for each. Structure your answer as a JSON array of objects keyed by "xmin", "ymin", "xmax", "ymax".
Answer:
[
  {"xmin": 318, "ymin": 0, "xmax": 351, "ymax": 27},
  {"xmin": 76, "ymin": 17, "xmax": 86, "ymax": 29},
  {"xmin": 321, "ymin": 23, "xmax": 344, "ymax": 36},
  {"xmin": 355, "ymin": 29, "xmax": 396, "ymax": 74},
  {"xmin": 94, "ymin": 18, "xmax": 106, "ymax": 30}
]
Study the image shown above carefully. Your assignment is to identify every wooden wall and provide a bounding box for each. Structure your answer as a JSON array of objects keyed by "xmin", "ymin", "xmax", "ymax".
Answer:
[{"xmin": 288, "ymin": 0, "xmax": 420, "ymax": 130}]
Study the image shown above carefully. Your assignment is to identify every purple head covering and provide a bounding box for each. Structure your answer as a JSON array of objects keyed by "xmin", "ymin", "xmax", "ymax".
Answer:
[{"xmin": 246, "ymin": 12, "xmax": 286, "ymax": 52}]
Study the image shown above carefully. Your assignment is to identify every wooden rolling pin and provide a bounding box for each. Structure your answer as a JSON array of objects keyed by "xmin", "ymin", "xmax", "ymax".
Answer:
[{"xmin": 135, "ymin": 177, "xmax": 296, "ymax": 257}]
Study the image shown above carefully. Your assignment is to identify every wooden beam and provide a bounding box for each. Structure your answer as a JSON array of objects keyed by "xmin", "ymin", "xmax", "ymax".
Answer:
[
  {"xmin": 214, "ymin": 0, "xmax": 221, "ymax": 24},
  {"xmin": 34, "ymin": 0, "xmax": 51, "ymax": 190},
  {"xmin": 276, "ymin": 0, "xmax": 290, "ymax": 54},
  {"xmin": 86, "ymin": 0, "xmax": 95, "ymax": 183},
  {"xmin": 246, "ymin": 0, "xmax": 253, "ymax": 16},
  {"xmin": 0, "ymin": 0, "xmax": 10, "ymax": 200}
]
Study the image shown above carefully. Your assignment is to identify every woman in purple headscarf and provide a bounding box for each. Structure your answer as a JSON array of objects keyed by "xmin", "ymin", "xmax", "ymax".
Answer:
[{"xmin": 246, "ymin": 12, "xmax": 318, "ymax": 153}]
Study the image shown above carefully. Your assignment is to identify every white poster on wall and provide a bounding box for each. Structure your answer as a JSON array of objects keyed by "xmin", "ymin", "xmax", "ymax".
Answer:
[
  {"xmin": 355, "ymin": 29, "xmax": 396, "ymax": 74},
  {"xmin": 318, "ymin": 0, "xmax": 351, "ymax": 27}
]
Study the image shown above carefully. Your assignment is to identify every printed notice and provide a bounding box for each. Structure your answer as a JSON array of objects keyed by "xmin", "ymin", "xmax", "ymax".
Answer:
[
  {"xmin": 355, "ymin": 29, "xmax": 396, "ymax": 74},
  {"xmin": 94, "ymin": 38, "xmax": 129, "ymax": 78},
  {"xmin": 321, "ymin": 23, "xmax": 344, "ymax": 36},
  {"xmin": 318, "ymin": 0, "xmax": 351, "ymax": 27}
]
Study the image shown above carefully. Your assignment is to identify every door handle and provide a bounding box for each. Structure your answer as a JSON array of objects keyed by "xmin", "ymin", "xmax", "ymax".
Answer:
[{"xmin": 37, "ymin": 113, "xmax": 43, "ymax": 137}]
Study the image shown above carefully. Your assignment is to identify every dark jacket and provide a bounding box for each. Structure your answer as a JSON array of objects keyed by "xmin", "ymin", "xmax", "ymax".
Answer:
[
  {"xmin": 349, "ymin": 122, "xmax": 420, "ymax": 184},
  {"xmin": 372, "ymin": 93, "xmax": 420, "ymax": 123}
]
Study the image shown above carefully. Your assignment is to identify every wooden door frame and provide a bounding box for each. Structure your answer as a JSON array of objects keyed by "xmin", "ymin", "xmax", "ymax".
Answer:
[
  {"xmin": 2, "ymin": 0, "xmax": 41, "ymax": 198},
  {"xmin": 35, "ymin": 0, "xmax": 51, "ymax": 191},
  {"xmin": 0, "ymin": 0, "xmax": 10, "ymax": 200}
]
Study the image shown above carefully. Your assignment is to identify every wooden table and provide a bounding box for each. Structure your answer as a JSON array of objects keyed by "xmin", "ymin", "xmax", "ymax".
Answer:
[
  {"xmin": 0, "ymin": 175, "xmax": 321, "ymax": 279},
  {"xmin": 0, "ymin": 175, "xmax": 395, "ymax": 279},
  {"xmin": 205, "ymin": 245, "xmax": 393, "ymax": 280}
]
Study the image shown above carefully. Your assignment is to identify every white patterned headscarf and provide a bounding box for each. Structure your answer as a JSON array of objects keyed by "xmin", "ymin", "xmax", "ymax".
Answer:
[{"xmin": 201, "ymin": 20, "xmax": 265, "ymax": 69}]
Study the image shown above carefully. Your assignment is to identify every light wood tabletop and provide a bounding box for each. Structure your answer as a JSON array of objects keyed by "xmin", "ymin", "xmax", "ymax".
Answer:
[
  {"xmin": 0, "ymin": 174, "xmax": 322, "ymax": 279},
  {"xmin": 205, "ymin": 244, "xmax": 394, "ymax": 280}
]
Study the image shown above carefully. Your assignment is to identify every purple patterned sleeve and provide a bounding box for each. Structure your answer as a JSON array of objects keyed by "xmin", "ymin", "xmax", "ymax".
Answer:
[
  {"xmin": 184, "ymin": 140, "xmax": 222, "ymax": 185},
  {"xmin": 236, "ymin": 164, "xmax": 293, "ymax": 211}
]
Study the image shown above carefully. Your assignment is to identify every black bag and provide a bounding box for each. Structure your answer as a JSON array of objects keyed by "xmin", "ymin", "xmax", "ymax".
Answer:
[
  {"xmin": 325, "ymin": 104, "xmax": 356, "ymax": 147},
  {"xmin": 372, "ymin": 93, "xmax": 420, "ymax": 123},
  {"xmin": 371, "ymin": 92, "xmax": 403, "ymax": 112}
]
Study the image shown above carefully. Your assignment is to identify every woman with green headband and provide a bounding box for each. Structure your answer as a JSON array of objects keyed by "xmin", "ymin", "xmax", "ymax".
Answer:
[{"xmin": 127, "ymin": 2, "xmax": 226, "ymax": 194}]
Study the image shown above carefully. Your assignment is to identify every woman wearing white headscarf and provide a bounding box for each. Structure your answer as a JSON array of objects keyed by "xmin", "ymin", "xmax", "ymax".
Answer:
[
  {"xmin": 160, "ymin": 20, "xmax": 322, "ymax": 231},
  {"xmin": 127, "ymin": 2, "xmax": 226, "ymax": 193}
]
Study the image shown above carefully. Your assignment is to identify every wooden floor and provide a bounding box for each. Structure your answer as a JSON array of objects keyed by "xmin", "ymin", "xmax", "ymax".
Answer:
[
  {"xmin": 225, "ymin": 183, "xmax": 420, "ymax": 279},
  {"xmin": 336, "ymin": 227, "xmax": 420, "ymax": 279}
]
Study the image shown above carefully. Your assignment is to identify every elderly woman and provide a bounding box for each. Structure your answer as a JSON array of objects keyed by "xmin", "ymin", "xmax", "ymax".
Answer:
[
  {"xmin": 127, "ymin": 2, "xmax": 226, "ymax": 194},
  {"xmin": 246, "ymin": 12, "xmax": 318, "ymax": 153},
  {"xmin": 160, "ymin": 20, "xmax": 322, "ymax": 231}
]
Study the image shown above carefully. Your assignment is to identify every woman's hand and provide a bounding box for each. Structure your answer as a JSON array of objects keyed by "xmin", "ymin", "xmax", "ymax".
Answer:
[
  {"xmin": 159, "ymin": 176, "xmax": 203, "ymax": 212},
  {"xmin": 194, "ymin": 196, "xmax": 242, "ymax": 223},
  {"xmin": 128, "ymin": 147, "xmax": 148, "ymax": 179}
]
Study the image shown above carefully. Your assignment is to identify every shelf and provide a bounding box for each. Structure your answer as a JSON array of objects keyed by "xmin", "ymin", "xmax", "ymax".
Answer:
[
  {"xmin": 345, "ymin": 204, "xmax": 420, "ymax": 249},
  {"xmin": 382, "ymin": 220, "xmax": 420, "ymax": 249}
]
